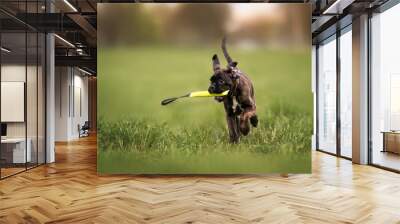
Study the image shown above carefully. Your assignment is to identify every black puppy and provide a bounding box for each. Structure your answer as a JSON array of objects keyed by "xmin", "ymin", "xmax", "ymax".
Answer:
[{"xmin": 208, "ymin": 38, "xmax": 258, "ymax": 143}]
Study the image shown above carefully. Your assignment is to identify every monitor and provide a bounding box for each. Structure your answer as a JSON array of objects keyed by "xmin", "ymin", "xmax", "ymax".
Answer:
[{"xmin": 1, "ymin": 123, "xmax": 7, "ymax": 137}]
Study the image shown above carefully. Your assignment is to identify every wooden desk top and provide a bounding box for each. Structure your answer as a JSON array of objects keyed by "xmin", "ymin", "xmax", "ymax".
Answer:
[
  {"xmin": 381, "ymin": 131, "xmax": 400, "ymax": 134},
  {"xmin": 1, "ymin": 138, "xmax": 29, "ymax": 143}
]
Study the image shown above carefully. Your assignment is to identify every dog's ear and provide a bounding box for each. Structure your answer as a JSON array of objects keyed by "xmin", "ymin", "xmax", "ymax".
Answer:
[
  {"xmin": 212, "ymin": 54, "xmax": 221, "ymax": 72},
  {"xmin": 226, "ymin": 61, "xmax": 238, "ymax": 73}
]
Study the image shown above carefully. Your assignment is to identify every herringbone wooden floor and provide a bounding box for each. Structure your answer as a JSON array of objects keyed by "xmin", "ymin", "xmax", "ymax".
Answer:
[{"xmin": 1, "ymin": 135, "xmax": 400, "ymax": 224}]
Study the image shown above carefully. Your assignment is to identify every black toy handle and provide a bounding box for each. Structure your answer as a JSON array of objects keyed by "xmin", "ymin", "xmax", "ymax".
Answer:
[{"xmin": 161, "ymin": 97, "xmax": 179, "ymax": 106}]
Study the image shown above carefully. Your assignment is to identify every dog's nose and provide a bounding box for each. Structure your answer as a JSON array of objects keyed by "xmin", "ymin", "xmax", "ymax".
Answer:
[{"xmin": 208, "ymin": 86, "xmax": 215, "ymax": 93}]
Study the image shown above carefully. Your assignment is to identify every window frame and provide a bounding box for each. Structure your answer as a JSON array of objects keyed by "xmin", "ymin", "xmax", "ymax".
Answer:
[{"xmin": 315, "ymin": 22, "xmax": 353, "ymax": 161}]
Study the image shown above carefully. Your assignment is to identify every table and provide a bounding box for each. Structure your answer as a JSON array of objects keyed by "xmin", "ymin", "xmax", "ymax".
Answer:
[{"xmin": 1, "ymin": 138, "xmax": 31, "ymax": 164}]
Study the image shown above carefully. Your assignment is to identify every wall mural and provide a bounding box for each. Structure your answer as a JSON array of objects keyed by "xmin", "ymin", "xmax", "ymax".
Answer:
[{"xmin": 97, "ymin": 3, "xmax": 312, "ymax": 174}]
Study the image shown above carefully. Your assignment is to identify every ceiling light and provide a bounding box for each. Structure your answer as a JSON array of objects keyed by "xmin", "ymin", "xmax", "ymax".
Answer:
[
  {"xmin": 78, "ymin": 67, "xmax": 93, "ymax": 76},
  {"xmin": 54, "ymin": 34, "xmax": 75, "ymax": 48},
  {"xmin": 63, "ymin": 0, "xmax": 78, "ymax": 12},
  {"xmin": 76, "ymin": 48, "xmax": 86, "ymax": 56},
  {"xmin": 1, "ymin": 47, "xmax": 11, "ymax": 53},
  {"xmin": 323, "ymin": 0, "xmax": 341, "ymax": 14}
]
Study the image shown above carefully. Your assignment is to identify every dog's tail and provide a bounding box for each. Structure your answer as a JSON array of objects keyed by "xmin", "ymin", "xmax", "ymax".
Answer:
[{"xmin": 221, "ymin": 37, "xmax": 234, "ymax": 66}]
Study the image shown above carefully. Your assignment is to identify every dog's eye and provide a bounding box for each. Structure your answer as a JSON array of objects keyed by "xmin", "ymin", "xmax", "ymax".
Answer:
[{"xmin": 218, "ymin": 80, "xmax": 224, "ymax": 85}]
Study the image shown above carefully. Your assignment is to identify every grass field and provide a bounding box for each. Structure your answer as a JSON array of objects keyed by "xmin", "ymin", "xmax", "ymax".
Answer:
[{"xmin": 98, "ymin": 45, "xmax": 312, "ymax": 174}]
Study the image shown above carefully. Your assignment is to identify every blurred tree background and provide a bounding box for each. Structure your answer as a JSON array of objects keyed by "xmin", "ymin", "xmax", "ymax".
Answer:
[
  {"xmin": 165, "ymin": 4, "xmax": 230, "ymax": 44},
  {"xmin": 98, "ymin": 3, "xmax": 310, "ymax": 48},
  {"xmin": 98, "ymin": 4, "xmax": 161, "ymax": 45}
]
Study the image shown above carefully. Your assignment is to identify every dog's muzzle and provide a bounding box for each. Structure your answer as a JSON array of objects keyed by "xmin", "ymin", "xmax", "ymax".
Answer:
[{"xmin": 208, "ymin": 85, "xmax": 216, "ymax": 94}]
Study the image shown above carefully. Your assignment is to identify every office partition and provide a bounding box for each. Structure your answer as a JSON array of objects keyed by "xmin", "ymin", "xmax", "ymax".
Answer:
[
  {"xmin": 0, "ymin": 1, "xmax": 47, "ymax": 179},
  {"xmin": 0, "ymin": 31, "xmax": 28, "ymax": 177}
]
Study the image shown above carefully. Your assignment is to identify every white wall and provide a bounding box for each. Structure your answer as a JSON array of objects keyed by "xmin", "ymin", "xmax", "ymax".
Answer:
[
  {"xmin": 55, "ymin": 67, "xmax": 89, "ymax": 141},
  {"xmin": 1, "ymin": 63, "xmax": 46, "ymax": 164},
  {"xmin": 1, "ymin": 65, "xmax": 38, "ymax": 138},
  {"xmin": 55, "ymin": 67, "xmax": 70, "ymax": 141},
  {"xmin": 1, "ymin": 65, "xmax": 25, "ymax": 81},
  {"xmin": 72, "ymin": 73, "xmax": 89, "ymax": 138},
  {"xmin": 1, "ymin": 66, "xmax": 26, "ymax": 128},
  {"xmin": 1, "ymin": 82, "xmax": 25, "ymax": 122},
  {"xmin": 1, "ymin": 65, "xmax": 26, "ymax": 140}
]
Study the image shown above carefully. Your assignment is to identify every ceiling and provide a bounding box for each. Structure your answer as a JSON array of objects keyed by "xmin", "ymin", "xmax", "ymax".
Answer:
[{"xmin": 0, "ymin": 0, "xmax": 393, "ymax": 74}]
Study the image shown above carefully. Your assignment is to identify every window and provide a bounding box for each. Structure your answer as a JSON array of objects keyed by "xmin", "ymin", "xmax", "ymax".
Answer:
[
  {"xmin": 370, "ymin": 3, "xmax": 400, "ymax": 171},
  {"xmin": 339, "ymin": 28, "xmax": 352, "ymax": 158},
  {"xmin": 316, "ymin": 25, "xmax": 353, "ymax": 158},
  {"xmin": 317, "ymin": 36, "xmax": 337, "ymax": 154}
]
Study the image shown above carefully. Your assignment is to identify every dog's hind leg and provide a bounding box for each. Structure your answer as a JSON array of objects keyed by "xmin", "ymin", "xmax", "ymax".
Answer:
[{"xmin": 239, "ymin": 115, "xmax": 250, "ymax": 136}]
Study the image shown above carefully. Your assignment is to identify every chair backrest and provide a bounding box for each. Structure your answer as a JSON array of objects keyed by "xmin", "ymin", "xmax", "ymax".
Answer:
[{"xmin": 82, "ymin": 121, "xmax": 90, "ymax": 129}]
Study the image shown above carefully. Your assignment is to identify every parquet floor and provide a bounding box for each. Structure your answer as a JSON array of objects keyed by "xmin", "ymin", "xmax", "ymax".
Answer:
[
  {"xmin": 1, "ymin": 167, "xmax": 26, "ymax": 178},
  {"xmin": 1, "ymin": 135, "xmax": 400, "ymax": 223}
]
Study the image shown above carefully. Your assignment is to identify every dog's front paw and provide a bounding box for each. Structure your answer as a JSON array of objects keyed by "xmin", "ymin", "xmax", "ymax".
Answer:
[
  {"xmin": 234, "ymin": 105, "xmax": 243, "ymax": 115},
  {"xmin": 214, "ymin": 96, "xmax": 224, "ymax": 103},
  {"xmin": 250, "ymin": 115, "xmax": 258, "ymax": 127}
]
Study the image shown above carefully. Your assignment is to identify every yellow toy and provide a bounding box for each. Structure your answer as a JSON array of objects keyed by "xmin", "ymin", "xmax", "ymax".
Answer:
[{"xmin": 161, "ymin": 90, "xmax": 229, "ymax": 106}]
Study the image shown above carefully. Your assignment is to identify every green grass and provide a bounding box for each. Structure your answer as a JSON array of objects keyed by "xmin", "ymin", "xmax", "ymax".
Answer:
[
  {"xmin": 98, "ymin": 151, "xmax": 310, "ymax": 174},
  {"xmin": 98, "ymin": 45, "xmax": 312, "ymax": 173}
]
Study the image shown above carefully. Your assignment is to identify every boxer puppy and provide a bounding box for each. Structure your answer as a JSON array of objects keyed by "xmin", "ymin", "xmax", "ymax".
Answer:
[{"xmin": 208, "ymin": 38, "xmax": 258, "ymax": 143}]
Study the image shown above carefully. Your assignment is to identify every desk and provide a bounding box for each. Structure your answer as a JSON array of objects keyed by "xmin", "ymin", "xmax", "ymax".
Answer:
[
  {"xmin": 382, "ymin": 131, "xmax": 400, "ymax": 154},
  {"xmin": 1, "ymin": 138, "xmax": 31, "ymax": 163}
]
